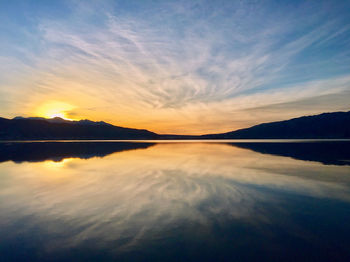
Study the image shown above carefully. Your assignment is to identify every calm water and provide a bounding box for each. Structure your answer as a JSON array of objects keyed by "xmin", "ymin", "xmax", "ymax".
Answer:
[{"xmin": 0, "ymin": 141, "xmax": 350, "ymax": 262}]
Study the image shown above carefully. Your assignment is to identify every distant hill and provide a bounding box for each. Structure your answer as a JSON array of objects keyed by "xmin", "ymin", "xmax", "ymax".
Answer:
[
  {"xmin": 201, "ymin": 111, "xmax": 350, "ymax": 139},
  {"xmin": 0, "ymin": 117, "xmax": 159, "ymax": 140},
  {"xmin": 0, "ymin": 111, "xmax": 349, "ymax": 140}
]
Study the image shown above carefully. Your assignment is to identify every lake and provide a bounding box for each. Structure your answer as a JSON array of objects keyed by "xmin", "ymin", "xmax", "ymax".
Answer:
[{"xmin": 0, "ymin": 140, "xmax": 350, "ymax": 261}]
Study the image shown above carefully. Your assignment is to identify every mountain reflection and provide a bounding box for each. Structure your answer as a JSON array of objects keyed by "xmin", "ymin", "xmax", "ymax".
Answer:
[
  {"xmin": 0, "ymin": 142, "xmax": 155, "ymax": 163},
  {"xmin": 230, "ymin": 141, "xmax": 350, "ymax": 166},
  {"xmin": 1, "ymin": 141, "xmax": 350, "ymax": 166},
  {"xmin": 0, "ymin": 142, "xmax": 349, "ymax": 261}
]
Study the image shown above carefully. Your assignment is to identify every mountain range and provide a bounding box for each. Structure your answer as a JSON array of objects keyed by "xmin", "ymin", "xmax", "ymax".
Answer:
[
  {"xmin": 200, "ymin": 110, "xmax": 350, "ymax": 139},
  {"xmin": 0, "ymin": 116, "xmax": 158, "ymax": 140},
  {"xmin": 0, "ymin": 110, "xmax": 349, "ymax": 140}
]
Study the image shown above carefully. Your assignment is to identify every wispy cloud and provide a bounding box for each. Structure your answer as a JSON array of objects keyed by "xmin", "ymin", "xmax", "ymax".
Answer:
[
  {"xmin": 1, "ymin": 143, "xmax": 350, "ymax": 251},
  {"xmin": 0, "ymin": 0, "xmax": 349, "ymax": 133}
]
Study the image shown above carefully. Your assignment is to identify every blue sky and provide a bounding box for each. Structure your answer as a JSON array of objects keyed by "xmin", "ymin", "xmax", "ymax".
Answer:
[{"xmin": 0, "ymin": 0, "xmax": 350, "ymax": 134}]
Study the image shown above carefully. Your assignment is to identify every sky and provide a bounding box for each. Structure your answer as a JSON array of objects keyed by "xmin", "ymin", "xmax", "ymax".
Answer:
[{"xmin": 0, "ymin": 0, "xmax": 350, "ymax": 134}]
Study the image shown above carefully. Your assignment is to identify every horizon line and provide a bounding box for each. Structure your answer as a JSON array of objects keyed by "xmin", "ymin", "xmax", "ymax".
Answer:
[{"xmin": 2, "ymin": 109, "xmax": 349, "ymax": 136}]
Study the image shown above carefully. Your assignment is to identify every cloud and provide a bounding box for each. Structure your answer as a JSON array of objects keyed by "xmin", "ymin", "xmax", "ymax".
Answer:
[
  {"xmin": 0, "ymin": 1, "xmax": 349, "ymax": 133},
  {"xmin": 1, "ymin": 143, "xmax": 350, "ymax": 253}
]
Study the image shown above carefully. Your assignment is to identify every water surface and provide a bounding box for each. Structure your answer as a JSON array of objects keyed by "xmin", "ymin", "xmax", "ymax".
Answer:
[{"xmin": 0, "ymin": 141, "xmax": 349, "ymax": 261}]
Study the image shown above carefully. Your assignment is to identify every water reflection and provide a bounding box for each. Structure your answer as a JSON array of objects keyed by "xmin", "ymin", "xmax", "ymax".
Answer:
[
  {"xmin": 0, "ymin": 142, "xmax": 155, "ymax": 163},
  {"xmin": 0, "ymin": 142, "xmax": 349, "ymax": 261},
  {"xmin": 231, "ymin": 141, "xmax": 350, "ymax": 165}
]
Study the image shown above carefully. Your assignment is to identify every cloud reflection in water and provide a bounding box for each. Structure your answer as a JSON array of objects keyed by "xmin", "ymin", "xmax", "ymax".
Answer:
[{"xmin": 0, "ymin": 142, "xmax": 349, "ymax": 261}]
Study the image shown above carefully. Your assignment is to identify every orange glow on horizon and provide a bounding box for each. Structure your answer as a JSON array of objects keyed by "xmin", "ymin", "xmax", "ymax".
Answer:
[
  {"xmin": 35, "ymin": 101, "xmax": 77, "ymax": 120},
  {"xmin": 29, "ymin": 100, "xmax": 242, "ymax": 135}
]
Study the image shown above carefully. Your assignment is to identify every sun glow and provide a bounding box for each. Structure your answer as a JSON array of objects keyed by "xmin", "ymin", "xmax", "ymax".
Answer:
[
  {"xmin": 35, "ymin": 101, "xmax": 76, "ymax": 120},
  {"xmin": 43, "ymin": 158, "xmax": 74, "ymax": 169}
]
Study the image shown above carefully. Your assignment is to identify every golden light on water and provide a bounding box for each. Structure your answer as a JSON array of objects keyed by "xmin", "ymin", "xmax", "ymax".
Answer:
[
  {"xmin": 35, "ymin": 101, "xmax": 76, "ymax": 120},
  {"xmin": 43, "ymin": 158, "xmax": 74, "ymax": 169}
]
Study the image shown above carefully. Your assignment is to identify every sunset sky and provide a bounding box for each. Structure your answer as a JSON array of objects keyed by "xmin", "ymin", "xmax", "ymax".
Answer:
[{"xmin": 1, "ymin": 0, "xmax": 350, "ymax": 134}]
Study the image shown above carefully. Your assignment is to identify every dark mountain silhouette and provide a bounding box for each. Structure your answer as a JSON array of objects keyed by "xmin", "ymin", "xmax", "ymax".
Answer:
[
  {"xmin": 0, "ymin": 142, "xmax": 155, "ymax": 163},
  {"xmin": 0, "ymin": 117, "xmax": 159, "ymax": 140},
  {"xmin": 13, "ymin": 116, "xmax": 113, "ymax": 126},
  {"xmin": 202, "ymin": 111, "xmax": 350, "ymax": 139},
  {"xmin": 229, "ymin": 141, "xmax": 350, "ymax": 166},
  {"xmin": 0, "ymin": 110, "xmax": 349, "ymax": 140}
]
